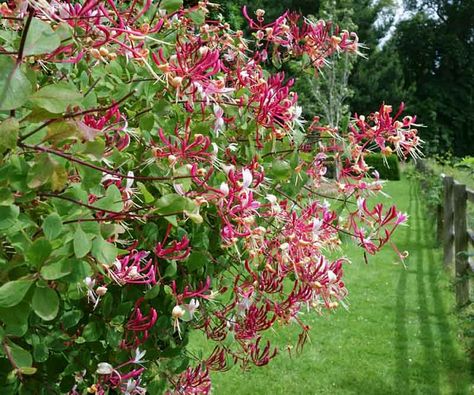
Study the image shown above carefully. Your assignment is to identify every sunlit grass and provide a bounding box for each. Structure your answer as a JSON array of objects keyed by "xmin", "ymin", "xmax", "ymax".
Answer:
[{"xmin": 189, "ymin": 177, "xmax": 473, "ymax": 394}]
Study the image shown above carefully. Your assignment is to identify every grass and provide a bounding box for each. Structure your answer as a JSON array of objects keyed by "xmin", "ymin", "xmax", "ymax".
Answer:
[{"xmin": 189, "ymin": 178, "xmax": 473, "ymax": 394}]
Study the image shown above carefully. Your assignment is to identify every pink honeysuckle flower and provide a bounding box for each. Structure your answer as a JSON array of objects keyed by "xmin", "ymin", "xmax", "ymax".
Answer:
[
  {"xmin": 155, "ymin": 235, "xmax": 191, "ymax": 261},
  {"xmin": 122, "ymin": 298, "xmax": 157, "ymax": 348},
  {"xmin": 153, "ymin": 119, "xmax": 214, "ymax": 166},
  {"xmin": 170, "ymin": 365, "xmax": 211, "ymax": 395},
  {"xmin": 109, "ymin": 250, "xmax": 156, "ymax": 286}
]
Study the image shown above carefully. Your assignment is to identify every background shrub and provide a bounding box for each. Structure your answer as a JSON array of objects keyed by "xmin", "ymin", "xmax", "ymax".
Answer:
[{"xmin": 365, "ymin": 153, "xmax": 401, "ymax": 180}]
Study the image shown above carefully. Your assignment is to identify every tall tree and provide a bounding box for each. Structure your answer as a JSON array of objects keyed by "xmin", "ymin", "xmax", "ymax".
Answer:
[{"xmin": 392, "ymin": 0, "xmax": 474, "ymax": 155}]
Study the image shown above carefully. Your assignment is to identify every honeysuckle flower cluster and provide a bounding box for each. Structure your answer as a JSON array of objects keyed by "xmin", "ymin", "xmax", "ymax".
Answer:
[{"xmin": 0, "ymin": 1, "xmax": 421, "ymax": 394}]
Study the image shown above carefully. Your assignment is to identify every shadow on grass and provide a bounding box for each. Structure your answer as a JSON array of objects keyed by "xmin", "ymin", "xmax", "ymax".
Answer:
[
  {"xmin": 393, "ymin": 182, "xmax": 470, "ymax": 394},
  {"xmin": 413, "ymin": 185, "xmax": 441, "ymax": 394},
  {"xmin": 393, "ymin": 181, "xmax": 414, "ymax": 394}
]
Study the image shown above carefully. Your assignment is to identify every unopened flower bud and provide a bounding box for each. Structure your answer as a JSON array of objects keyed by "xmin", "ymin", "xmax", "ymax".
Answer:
[
  {"xmin": 157, "ymin": 63, "xmax": 171, "ymax": 73},
  {"xmin": 170, "ymin": 76, "xmax": 183, "ymax": 88},
  {"xmin": 172, "ymin": 305, "xmax": 185, "ymax": 319},
  {"xmin": 140, "ymin": 23, "xmax": 150, "ymax": 34},
  {"xmin": 90, "ymin": 48, "xmax": 101, "ymax": 59},
  {"xmin": 96, "ymin": 362, "xmax": 113, "ymax": 375},
  {"xmin": 96, "ymin": 286, "xmax": 107, "ymax": 296},
  {"xmin": 255, "ymin": 9, "xmax": 265, "ymax": 18},
  {"xmin": 196, "ymin": 168, "xmax": 207, "ymax": 177},
  {"xmin": 168, "ymin": 154, "xmax": 177, "ymax": 165},
  {"xmin": 99, "ymin": 47, "xmax": 109, "ymax": 57}
]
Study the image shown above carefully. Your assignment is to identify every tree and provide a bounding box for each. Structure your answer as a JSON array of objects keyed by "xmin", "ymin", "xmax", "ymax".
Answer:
[{"xmin": 392, "ymin": 0, "xmax": 474, "ymax": 155}]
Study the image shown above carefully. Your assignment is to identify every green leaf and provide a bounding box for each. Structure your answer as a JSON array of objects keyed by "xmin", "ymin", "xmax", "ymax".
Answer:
[
  {"xmin": 0, "ymin": 279, "xmax": 33, "ymax": 308},
  {"xmin": 73, "ymin": 226, "xmax": 92, "ymax": 258},
  {"xmin": 0, "ymin": 188, "xmax": 14, "ymax": 205},
  {"xmin": 0, "ymin": 302, "xmax": 30, "ymax": 337},
  {"xmin": 139, "ymin": 113, "xmax": 155, "ymax": 131},
  {"xmin": 42, "ymin": 213, "xmax": 63, "ymax": 240},
  {"xmin": 144, "ymin": 285, "xmax": 161, "ymax": 300},
  {"xmin": 156, "ymin": 194, "xmax": 196, "ymax": 215},
  {"xmin": 32, "ymin": 286, "xmax": 59, "ymax": 321},
  {"xmin": 188, "ymin": 9, "xmax": 205, "ymax": 25},
  {"xmin": 0, "ymin": 205, "xmax": 20, "ymax": 231},
  {"xmin": 33, "ymin": 339, "xmax": 49, "ymax": 363},
  {"xmin": 40, "ymin": 259, "xmax": 72, "ymax": 280},
  {"xmin": 82, "ymin": 321, "xmax": 103, "ymax": 342},
  {"xmin": 23, "ymin": 18, "xmax": 61, "ymax": 56},
  {"xmin": 18, "ymin": 367, "xmax": 37, "ymax": 375},
  {"xmin": 0, "ymin": 57, "xmax": 32, "ymax": 111},
  {"xmin": 94, "ymin": 184, "xmax": 123, "ymax": 212},
  {"xmin": 64, "ymin": 259, "xmax": 92, "ymax": 282},
  {"xmin": 27, "ymin": 154, "xmax": 55, "ymax": 189},
  {"xmin": 91, "ymin": 237, "xmax": 118, "ymax": 265},
  {"xmin": 0, "ymin": 118, "xmax": 19, "ymax": 154},
  {"xmin": 50, "ymin": 162, "xmax": 68, "ymax": 192},
  {"xmin": 25, "ymin": 107, "xmax": 60, "ymax": 122},
  {"xmin": 54, "ymin": 22, "xmax": 73, "ymax": 41},
  {"xmin": 7, "ymin": 341, "xmax": 32, "ymax": 368},
  {"xmin": 164, "ymin": 261, "xmax": 177, "ymax": 278},
  {"xmin": 30, "ymin": 82, "xmax": 82, "ymax": 113},
  {"xmin": 160, "ymin": 0, "xmax": 183, "ymax": 13},
  {"xmin": 137, "ymin": 181, "xmax": 154, "ymax": 203},
  {"xmin": 44, "ymin": 120, "xmax": 80, "ymax": 144},
  {"xmin": 271, "ymin": 159, "xmax": 292, "ymax": 180},
  {"xmin": 186, "ymin": 251, "xmax": 207, "ymax": 272},
  {"xmin": 26, "ymin": 238, "xmax": 52, "ymax": 268},
  {"xmin": 61, "ymin": 309, "xmax": 83, "ymax": 329}
]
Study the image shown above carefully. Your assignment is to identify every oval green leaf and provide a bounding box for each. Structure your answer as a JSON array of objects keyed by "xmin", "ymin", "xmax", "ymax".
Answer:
[
  {"xmin": 32, "ymin": 286, "xmax": 59, "ymax": 321},
  {"xmin": 0, "ymin": 279, "xmax": 34, "ymax": 308}
]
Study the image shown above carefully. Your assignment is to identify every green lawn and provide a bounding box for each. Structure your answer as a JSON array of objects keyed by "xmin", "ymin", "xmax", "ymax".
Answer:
[{"xmin": 190, "ymin": 178, "xmax": 473, "ymax": 394}]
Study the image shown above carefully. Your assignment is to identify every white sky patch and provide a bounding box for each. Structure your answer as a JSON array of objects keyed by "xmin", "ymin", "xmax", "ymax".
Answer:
[{"xmin": 377, "ymin": 0, "xmax": 410, "ymax": 48}]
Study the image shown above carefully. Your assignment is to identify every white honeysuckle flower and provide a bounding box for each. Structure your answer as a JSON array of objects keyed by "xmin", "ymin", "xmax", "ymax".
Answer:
[
  {"xmin": 228, "ymin": 143, "xmax": 238, "ymax": 152},
  {"xmin": 266, "ymin": 194, "xmax": 277, "ymax": 204},
  {"xmin": 279, "ymin": 242, "xmax": 289, "ymax": 251},
  {"xmin": 174, "ymin": 183, "xmax": 186, "ymax": 196},
  {"xmin": 357, "ymin": 197, "xmax": 365, "ymax": 214},
  {"xmin": 222, "ymin": 164, "xmax": 235, "ymax": 175},
  {"xmin": 327, "ymin": 270, "xmax": 337, "ymax": 283},
  {"xmin": 184, "ymin": 299, "xmax": 200, "ymax": 319},
  {"xmin": 220, "ymin": 182, "xmax": 230, "ymax": 196},
  {"xmin": 213, "ymin": 104, "xmax": 225, "ymax": 136},
  {"xmin": 312, "ymin": 218, "xmax": 323, "ymax": 234},
  {"xmin": 133, "ymin": 348, "xmax": 147, "ymax": 364},
  {"xmin": 242, "ymin": 169, "xmax": 253, "ymax": 189},
  {"xmin": 84, "ymin": 277, "xmax": 95, "ymax": 289},
  {"xmin": 125, "ymin": 171, "xmax": 134, "ymax": 189}
]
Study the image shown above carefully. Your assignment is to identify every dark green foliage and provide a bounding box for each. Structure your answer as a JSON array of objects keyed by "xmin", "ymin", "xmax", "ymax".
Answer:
[{"xmin": 365, "ymin": 153, "xmax": 400, "ymax": 180}]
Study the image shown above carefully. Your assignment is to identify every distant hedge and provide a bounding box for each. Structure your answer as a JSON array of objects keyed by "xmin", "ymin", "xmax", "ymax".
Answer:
[{"xmin": 365, "ymin": 153, "xmax": 401, "ymax": 180}]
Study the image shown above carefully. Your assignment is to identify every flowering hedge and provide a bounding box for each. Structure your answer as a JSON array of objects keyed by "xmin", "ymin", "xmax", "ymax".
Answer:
[{"xmin": 0, "ymin": 1, "xmax": 422, "ymax": 394}]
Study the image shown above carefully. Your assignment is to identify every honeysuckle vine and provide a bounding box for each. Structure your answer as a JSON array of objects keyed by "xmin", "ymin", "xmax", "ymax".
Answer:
[{"xmin": 0, "ymin": 1, "xmax": 422, "ymax": 394}]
